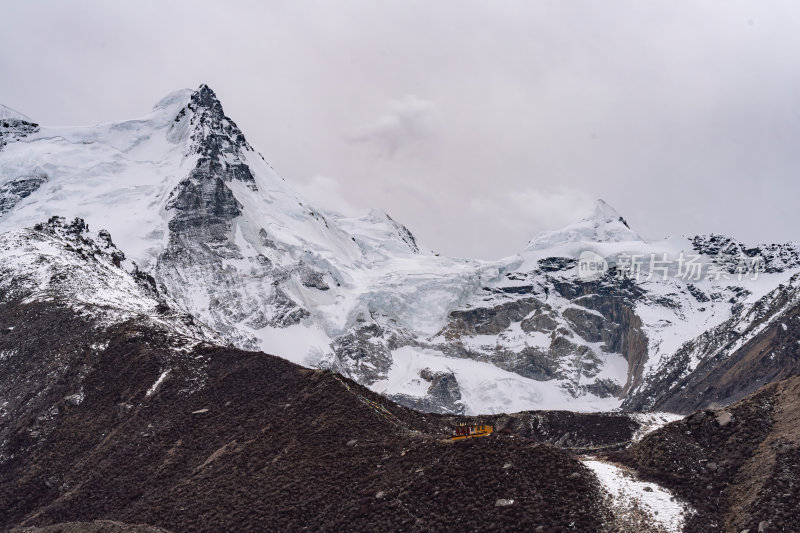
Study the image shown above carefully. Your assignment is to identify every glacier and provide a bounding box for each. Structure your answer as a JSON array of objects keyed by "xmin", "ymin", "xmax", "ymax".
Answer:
[{"xmin": 2, "ymin": 84, "xmax": 799, "ymax": 415}]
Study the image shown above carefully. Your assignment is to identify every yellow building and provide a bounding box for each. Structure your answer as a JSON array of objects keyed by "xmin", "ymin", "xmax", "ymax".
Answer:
[{"xmin": 451, "ymin": 422, "xmax": 493, "ymax": 440}]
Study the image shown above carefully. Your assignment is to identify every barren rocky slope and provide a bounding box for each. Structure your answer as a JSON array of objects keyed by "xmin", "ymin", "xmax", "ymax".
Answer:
[
  {"xmin": 1, "ymin": 311, "xmax": 615, "ymax": 532},
  {"xmin": 611, "ymin": 374, "xmax": 800, "ymax": 532}
]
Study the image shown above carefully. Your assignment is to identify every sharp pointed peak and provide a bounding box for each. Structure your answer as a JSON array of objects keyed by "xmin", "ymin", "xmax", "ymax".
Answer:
[
  {"xmin": 0, "ymin": 103, "xmax": 33, "ymax": 123},
  {"xmin": 580, "ymin": 199, "xmax": 631, "ymax": 229},
  {"xmin": 525, "ymin": 198, "xmax": 641, "ymax": 251},
  {"xmin": 191, "ymin": 84, "xmax": 223, "ymax": 110}
]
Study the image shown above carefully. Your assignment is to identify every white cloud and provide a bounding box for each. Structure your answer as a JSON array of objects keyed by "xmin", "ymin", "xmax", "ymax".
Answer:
[
  {"xmin": 291, "ymin": 175, "xmax": 359, "ymax": 217},
  {"xmin": 471, "ymin": 188, "xmax": 595, "ymax": 239},
  {"xmin": 346, "ymin": 95, "xmax": 439, "ymax": 158}
]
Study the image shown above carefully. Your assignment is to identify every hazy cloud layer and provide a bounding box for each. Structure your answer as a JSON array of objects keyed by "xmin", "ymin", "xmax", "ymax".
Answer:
[
  {"xmin": 347, "ymin": 95, "xmax": 439, "ymax": 158},
  {"xmin": 2, "ymin": 1, "xmax": 799, "ymax": 258}
]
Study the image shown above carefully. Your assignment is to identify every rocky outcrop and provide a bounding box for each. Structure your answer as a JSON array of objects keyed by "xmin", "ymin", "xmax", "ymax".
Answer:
[
  {"xmin": 625, "ymin": 274, "xmax": 800, "ymax": 413},
  {"xmin": 692, "ymin": 233, "xmax": 800, "ymax": 274},
  {"xmin": 445, "ymin": 298, "xmax": 544, "ymax": 337},
  {"xmin": 328, "ymin": 321, "xmax": 396, "ymax": 384},
  {"xmin": 434, "ymin": 268, "xmax": 647, "ymax": 404},
  {"xmin": 388, "ymin": 368, "xmax": 465, "ymax": 414},
  {"xmin": 0, "ymin": 172, "xmax": 47, "ymax": 217},
  {"xmin": 0, "ymin": 117, "xmax": 38, "ymax": 151}
]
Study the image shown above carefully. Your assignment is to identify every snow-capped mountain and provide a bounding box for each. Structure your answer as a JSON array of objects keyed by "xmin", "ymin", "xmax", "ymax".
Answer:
[{"xmin": 1, "ymin": 85, "xmax": 798, "ymax": 415}]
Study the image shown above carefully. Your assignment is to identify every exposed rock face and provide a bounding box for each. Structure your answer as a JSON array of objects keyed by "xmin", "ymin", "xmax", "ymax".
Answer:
[
  {"xmin": 0, "ymin": 117, "xmax": 38, "ymax": 150},
  {"xmin": 692, "ymin": 233, "xmax": 800, "ymax": 273},
  {"xmin": 0, "ymin": 118, "xmax": 44, "ymax": 216},
  {"xmin": 155, "ymin": 85, "xmax": 315, "ymax": 347},
  {"xmin": 0, "ymin": 173, "xmax": 47, "ymax": 217},
  {"xmin": 625, "ymin": 274, "xmax": 800, "ymax": 413},
  {"xmin": 329, "ymin": 321, "xmax": 396, "ymax": 384},
  {"xmin": 388, "ymin": 368, "xmax": 465, "ymax": 415},
  {"xmin": 433, "ymin": 267, "xmax": 647, "ymax": 404},
  {"xmin": 447, "ymin": 297, "xmax": 543, "ymax": 336}
]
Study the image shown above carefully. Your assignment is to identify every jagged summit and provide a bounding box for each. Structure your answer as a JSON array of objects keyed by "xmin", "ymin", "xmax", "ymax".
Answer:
[
  {"xmin": 582, "ymin": 198, "xmax": 630, "ymax": 228},
  {"xmin": 191, "ymin": 83, "xmax": 222, "ymax": 109},
  {"xmin": 0, "ymin": 103, "xmax": 32, "ymax": 123},
  {"xmin": 183, "ymin": 83, "xmax": 253, "ymax": 159},
  {"xmin": 152, "ymin": 84, "xmax": 218, "ymax": 112},
  {"xmin": 525, "ymin": 198, "xmax": 642, "ymax": 251}
]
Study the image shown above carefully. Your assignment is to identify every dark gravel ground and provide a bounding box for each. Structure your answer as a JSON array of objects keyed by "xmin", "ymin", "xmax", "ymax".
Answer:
[
  {"xmin": 5, "ymin": 298, "xmax": 798, "ymax": 532},
  {"xmin": 0, "ymin": 304, "xmax": 614, "ymax": 532},
  {"xmin": 609, "ymin": 375, "xmax": 800, "ymax": 533}
]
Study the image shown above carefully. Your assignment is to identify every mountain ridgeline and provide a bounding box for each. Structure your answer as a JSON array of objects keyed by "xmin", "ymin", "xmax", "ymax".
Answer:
[{"xmin": 0, "ymin": 84, "xmax": 798, "ymax": 418}]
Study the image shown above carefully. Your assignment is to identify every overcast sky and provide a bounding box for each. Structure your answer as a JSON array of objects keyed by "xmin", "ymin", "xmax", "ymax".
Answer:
[{"xmin": 2, "ymin": 1, "xmax": 799, "ymax": 259}]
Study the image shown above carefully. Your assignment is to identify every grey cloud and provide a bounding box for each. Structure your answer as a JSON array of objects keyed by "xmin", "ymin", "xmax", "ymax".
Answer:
[
  {"xmin": 346, "ymin": 95, "xmax": 439, "ymax": 158},
  {"xmin": 2, "ymin": 1, "xmax": 799, "ymax": 259}
]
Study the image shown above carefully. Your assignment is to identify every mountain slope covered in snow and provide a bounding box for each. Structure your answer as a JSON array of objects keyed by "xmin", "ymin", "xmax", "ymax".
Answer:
[{"xmin": 1, "ymin": 85, "xmax": 798, "ymax": 415}]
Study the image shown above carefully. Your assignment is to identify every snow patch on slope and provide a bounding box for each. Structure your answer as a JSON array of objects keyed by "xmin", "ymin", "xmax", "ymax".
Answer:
[
  {"xmin": 0, "ymin": 91, "xmax": 193, "ymax": 269},
  {"xmin": 629, "ymin": 412, "xmax": 684, "ymax": 442},
  {"xmin": 583, "ymin": 458, "xmax": 691, "ymax": 532},
  {"xmin": 372, "ymin": 346, "xmax": 621, "ymax": 415}
]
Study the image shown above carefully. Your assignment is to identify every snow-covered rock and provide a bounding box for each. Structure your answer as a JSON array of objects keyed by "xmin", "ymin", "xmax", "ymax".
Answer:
[
  {"xmin": 0, "ymin": 104, "xmax": 31, "ymax": 122},
  {"xmin": 1, "ymin": 85, "xmax": 798, "ymax": 415},
  {"xmin": 525, "ymin": 198, "xmax": 642, "ymax": 250},
  {"xmin": 0, "ymin": 216, "xmax": 216, "ymax": 344}
]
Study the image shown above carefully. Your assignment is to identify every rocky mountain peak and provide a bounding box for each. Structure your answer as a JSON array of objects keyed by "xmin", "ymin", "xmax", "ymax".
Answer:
[
  {"xmin": 178, "ymin": 84, "xmax": 256, "ymax": 186},
  {"xmin": 190, "ymin": 84, "xmax": 225, "ymax": 115}
]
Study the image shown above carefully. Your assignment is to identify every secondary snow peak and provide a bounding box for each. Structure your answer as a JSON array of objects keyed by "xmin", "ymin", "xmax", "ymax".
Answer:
[
  {"xmin": 0, "ymin": 104, "xmax": 32, "ymax": 123},
  {"xmin": 525, "ymin": 198, "xmax": 642, "ymax": 251},
  {"xmin": 583, "ymin": 198, "xmax": 629, "ymax": 228}
]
